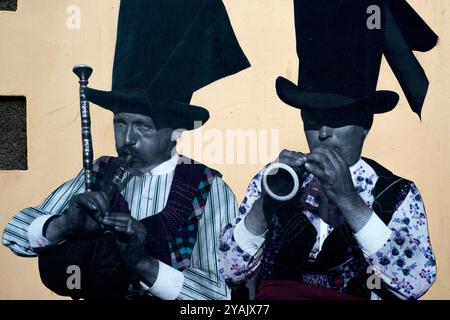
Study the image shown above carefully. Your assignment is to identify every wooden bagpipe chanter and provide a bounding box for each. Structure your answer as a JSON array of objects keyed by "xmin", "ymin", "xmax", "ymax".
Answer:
[{"xmin": 38, "ymin": 65, "xmax": 135, "ymax": 300}]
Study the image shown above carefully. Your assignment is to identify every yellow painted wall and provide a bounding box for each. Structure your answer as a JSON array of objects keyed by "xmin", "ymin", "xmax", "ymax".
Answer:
[{"xmin": 0, "ymin": 0, "xmax": 448, "ymax": 299}]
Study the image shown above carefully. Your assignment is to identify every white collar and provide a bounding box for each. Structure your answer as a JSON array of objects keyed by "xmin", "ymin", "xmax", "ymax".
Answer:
[
  {"xmin": 145, "ymin": 154, "xmax": 180, "ymax": 176},
  {"xmin": 349, "ymin": 158, "xmax": 364, "ymax": 174},
  {"xmin": 348, "ymin": 157, "xmax": 378, "ymax": 189}
]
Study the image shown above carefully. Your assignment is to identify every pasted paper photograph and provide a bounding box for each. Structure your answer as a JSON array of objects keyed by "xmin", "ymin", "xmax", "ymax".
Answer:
[{"xmin": 0, "ymin": 0, "xmax": 448, "ymax": 301}]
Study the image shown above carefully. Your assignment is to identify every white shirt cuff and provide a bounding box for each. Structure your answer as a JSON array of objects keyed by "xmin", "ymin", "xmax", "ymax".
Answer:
[
  {"xmin": 28, "ymin": 215, "xmax": 56, "ymax": 249},
  {"xmin": 140, "ymin": 260, "xmax": 184, "ymax": 300},
  {"xmin": 233, "ymin": 217, "xmax": 266, "ymax": 256},
  {"xmin": 354, "ymin": 212, "xmax": 392, "ymax": 257}
]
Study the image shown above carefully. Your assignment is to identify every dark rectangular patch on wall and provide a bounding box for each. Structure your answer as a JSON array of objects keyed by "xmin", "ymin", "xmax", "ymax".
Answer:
[
  {"xmin": 0, "ymin": 96, "xmax": 27, "ymax": 170},
  {"xmin": 0, "ymin": 0, "xmax": 17, "ymax": 11}
]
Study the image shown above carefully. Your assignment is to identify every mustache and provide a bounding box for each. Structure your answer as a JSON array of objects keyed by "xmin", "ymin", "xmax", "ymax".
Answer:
[
  {"xmin": 117, "ymin": 147, "xmax": 141, "ymax": 165},
  {"xmin": 118, "ymin": 146, "xmax": 137, "ymax": 157},
  {"xmin": 310, "ymin": 146, "xmax": 340, "ymax": 155}
]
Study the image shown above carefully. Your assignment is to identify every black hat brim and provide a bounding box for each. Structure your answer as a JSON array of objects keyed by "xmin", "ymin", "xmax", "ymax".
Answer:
[
  {"xmin": 85, "ymin": 88, "xmax": 210, "ymax": 130},
  {"xmin": 275, "ymin": 77, "xmax": 399, "ymax": 114}
]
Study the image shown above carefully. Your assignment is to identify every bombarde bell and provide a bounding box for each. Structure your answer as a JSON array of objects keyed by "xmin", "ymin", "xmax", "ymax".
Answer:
[{"xmin": 262, "ymin": 162, "xmax": 305, "ymax": 201}]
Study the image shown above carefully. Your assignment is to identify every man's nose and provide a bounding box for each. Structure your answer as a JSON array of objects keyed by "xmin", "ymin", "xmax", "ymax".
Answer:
[
  {"xmin": 318, "ymin": 126, "xmax": 332, "ymax": 141},
  {"xmin": 124, "ymin": 126, "xmax": 137, "ymax": 146}
]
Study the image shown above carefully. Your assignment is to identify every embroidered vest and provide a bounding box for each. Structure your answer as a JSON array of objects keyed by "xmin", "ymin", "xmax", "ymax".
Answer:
[
  {"xmin": 258, "ymin": 158, "xmax": 412, "ymax": 299},
  {"xmin": 38, "ymin": 156, "xmax": 220, "ymax": 299}
]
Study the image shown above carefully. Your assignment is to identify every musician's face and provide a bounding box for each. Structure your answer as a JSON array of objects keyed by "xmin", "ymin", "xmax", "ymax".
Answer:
[
  {"xmin": 304, "ymin": 124, "xmax": 368, "ymax": 167},
  {"xmin": 113, "ymin": 112, "xmax": 175, "ymax": 174}
]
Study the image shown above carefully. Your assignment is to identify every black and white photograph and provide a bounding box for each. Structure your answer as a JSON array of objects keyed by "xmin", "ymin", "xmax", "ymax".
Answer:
[{"xmin": 0, "ymin": 0, "xmax": 448, "ymax": 311}]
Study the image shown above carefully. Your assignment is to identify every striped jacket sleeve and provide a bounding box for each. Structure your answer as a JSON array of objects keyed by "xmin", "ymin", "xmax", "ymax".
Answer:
[
  {"xmin": 1, "ymin": 160, "xmax": 104, "ymax": 256},
  {"xmin": 177, "ymin": 177, "xmax": 240, "ymax": 300}
]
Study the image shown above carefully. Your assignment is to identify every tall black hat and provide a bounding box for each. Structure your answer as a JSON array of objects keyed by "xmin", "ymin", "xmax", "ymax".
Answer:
[
  {"xmin": 85, "ymin": 0, "xmax": 250, "ymax": 130},
  {"xmin": 276, "ymin": 0, "xmax": 438, "ymax": 118}
]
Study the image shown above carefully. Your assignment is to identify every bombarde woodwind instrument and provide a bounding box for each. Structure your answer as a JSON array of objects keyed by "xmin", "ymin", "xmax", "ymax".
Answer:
[{"xmin": 262, "ymin": 162, "xmax": 305, "ymax": 201}]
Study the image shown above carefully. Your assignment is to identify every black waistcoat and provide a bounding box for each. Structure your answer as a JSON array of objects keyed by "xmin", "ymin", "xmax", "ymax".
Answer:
[
  {"xmin": 258, "ymin": 158, "xmax": 412, "ymax": 299},
  {"xmin": 38, "ymin": 156, "xmax": 220, "ymax": 299}
]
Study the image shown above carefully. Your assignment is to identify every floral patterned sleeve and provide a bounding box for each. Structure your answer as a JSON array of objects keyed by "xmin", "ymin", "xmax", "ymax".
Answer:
[
  {"xmin": 364, "ymin": 183, "xmax": 436, "ymax": 299},
  {"xmin": 218, "ymin": 172, "xmax": 266, "ymax": 284}
]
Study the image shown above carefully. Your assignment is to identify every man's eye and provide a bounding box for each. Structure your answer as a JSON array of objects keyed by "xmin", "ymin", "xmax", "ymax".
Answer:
[{"xmin": 137, "ymin": 124, "xmax": 153, "ymax": 131}]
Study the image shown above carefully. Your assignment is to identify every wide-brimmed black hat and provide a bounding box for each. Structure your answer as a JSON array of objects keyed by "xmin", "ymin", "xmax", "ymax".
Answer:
[
  {"xmin": 85, "ymin": 0, "xmax": 250, "ymax": 130},
  {"xmin": 276, "ymin": 0, "xmax": 438, "ymax": 118}
]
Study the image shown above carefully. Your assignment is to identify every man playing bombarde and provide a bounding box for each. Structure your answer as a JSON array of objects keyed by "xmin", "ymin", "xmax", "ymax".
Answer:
[{"xmin": 218, "ymin": 0, "xmax": 438, "ymax": 300}]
